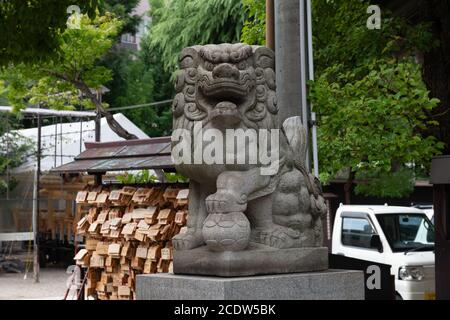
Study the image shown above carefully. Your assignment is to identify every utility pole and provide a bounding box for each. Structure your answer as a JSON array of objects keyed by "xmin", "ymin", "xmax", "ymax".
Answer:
[{"xmin": 306, "ymin": 0, "xmax": 319, "ymax": 177}]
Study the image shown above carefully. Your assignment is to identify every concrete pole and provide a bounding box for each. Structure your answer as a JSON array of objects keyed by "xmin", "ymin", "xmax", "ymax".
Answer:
[
  {"xmin": 275, "ymin": 0, "xmax": 301, "ymax": 124},
  {"xmin": 275, "ymin": 0, "xmax": 310, "ymax": 170}
]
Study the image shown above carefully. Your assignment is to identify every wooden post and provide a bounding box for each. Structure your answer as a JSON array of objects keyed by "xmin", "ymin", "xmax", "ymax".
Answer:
[
  {"xmin": 95, "ymin": 89, "xmax": 102, "ymax": 142},
  {"xmin": 48, "ymin": 198, "xmax": 56, "ymax": 240},
  {"xmin": 33, "ymin": 111, "xmax": 42, "ymax": 283},
  {"xmin": 32, "ymin": 169, "xmax": 38, "ymax": 282},
  {"xmin": 430, "ymin": 155, "xmax": 450, "ymax": 300},
  {"xmin": 266, "ymin": 0, "xmax": 275, "ymax": 50},
  {"xmin": 95, "ymin": 173, "xmax": 103, "ymax": 186},
  {"xmin": 95, "ymin": 106, "xmax": 101, "ymax": 142}
]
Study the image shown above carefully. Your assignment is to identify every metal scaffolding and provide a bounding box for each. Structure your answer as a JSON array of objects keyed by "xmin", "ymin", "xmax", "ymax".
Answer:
[{"xmin": 0, "ymin": 106, "xmax": 96, "ymax": 282}]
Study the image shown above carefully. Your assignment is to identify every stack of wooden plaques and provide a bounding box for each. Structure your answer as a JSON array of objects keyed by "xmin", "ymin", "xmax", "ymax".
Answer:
[{"xmin": 74, "ymin": 185, "xmax": 189, "ymax": 300}]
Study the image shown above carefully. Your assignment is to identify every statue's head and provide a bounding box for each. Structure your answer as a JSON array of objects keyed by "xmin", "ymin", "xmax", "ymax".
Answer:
[{"xmin": 172, "ymin": 43, "xmax": 278, "ymax": 130}]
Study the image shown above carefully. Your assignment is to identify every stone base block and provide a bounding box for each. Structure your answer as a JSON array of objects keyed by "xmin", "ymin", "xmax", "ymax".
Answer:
[
  {"xmin": 173, "ymin": 245, "xmax": 328, "ymax": 277},
  {"xmin": 136, "ymin": 270, "xmax": 364, "ymax": 300}
]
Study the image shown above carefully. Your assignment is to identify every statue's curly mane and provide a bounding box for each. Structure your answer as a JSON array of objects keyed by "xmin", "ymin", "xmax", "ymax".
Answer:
[{"xmin": 172, "ymin": 43, "xmax": 278, "ymax": 132}]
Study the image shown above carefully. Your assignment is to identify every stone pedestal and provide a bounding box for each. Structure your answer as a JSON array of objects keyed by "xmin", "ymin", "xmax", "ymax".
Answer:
[
  {"xmin": 136, "ymin": 270, "xmax": 364, "ymax": 300},
  {"xmin": 173, "ymin": 245, "xmax": 328, "ymax": 277}
]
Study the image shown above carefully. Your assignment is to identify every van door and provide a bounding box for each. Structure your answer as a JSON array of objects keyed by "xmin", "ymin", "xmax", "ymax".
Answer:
[{"xmin": 338, "ymin": 212, "xmax": 386, "ymax": 265}]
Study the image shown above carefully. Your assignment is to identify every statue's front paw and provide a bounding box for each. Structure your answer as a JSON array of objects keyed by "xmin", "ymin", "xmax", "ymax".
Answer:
[
  {"xmin": 173, "ymin": 229, "xmax": 204, "ymax": 250},
  {"xmin": 205, "ymin": 190, "xmax": 247, "ymax": 213}
]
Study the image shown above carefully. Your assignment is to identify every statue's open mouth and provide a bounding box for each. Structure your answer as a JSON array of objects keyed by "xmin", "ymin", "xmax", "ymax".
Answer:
[
  {"xmin": 199, "ymin": 75, "xmax": 253, "ymax": 100},
  {"xmin": 197, "ymin": 74, "xmax": 256, "ymax": 127},
  {"xmin": 202, "ymin": 81, "xmax": 247, "ymax": 97}
]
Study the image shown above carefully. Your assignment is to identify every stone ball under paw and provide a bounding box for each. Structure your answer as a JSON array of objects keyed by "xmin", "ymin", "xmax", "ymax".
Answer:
[{"xmin": 202, "ymin": 212, "xmax": 250, "ymax": 252}]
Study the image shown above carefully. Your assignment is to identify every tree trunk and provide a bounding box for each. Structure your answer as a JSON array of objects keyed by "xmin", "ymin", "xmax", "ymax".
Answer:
[
  {"xmin": 76, "ymin": 82, "xmax": 139, "ymax": 140},
  {"xmin": 44, "ymin": 69, "xmax": 139, "ymax": 140},
  {"xmin": 344, "ymin": 169, "xmax": 355, "ymax": 204},
  {"xmin": 98, "ymin": 108, "xmax": 139, "ymax": 140},
  {"xmin": 421, "ymin": 0, "xmax": 450, "ymax": 153}
]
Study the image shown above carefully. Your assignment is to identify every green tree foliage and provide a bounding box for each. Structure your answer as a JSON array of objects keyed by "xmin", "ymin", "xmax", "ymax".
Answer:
[
  {"xmin": 98, "ymin": 0, "xmax": 147, "ymax": 112},
  {"xmin": 241, "ymin": 0, "xmax": 266, "ymax": 45},
  {"xmin": 240, "ymin": 0, "xmax": 443, "ymax": 201},
  {"xmin": 120, "ymin": 41, "xmax": 174, "ymax": 137},
  {"xmin": 1, "ymin": 13, "xmax": 120, "ymax": 111},
  {"xmin": 310, "ymin": 59, "xmax": 443, "ymax": 201},
  {"xmin": 0, "ymin": 0, "xmax": 98, "ymax": 65},
  {"xmin": 100, "ymin": 0, "xmax": 141, "ymax": 35},
  {"xmin": 309, "ymin": 0, "xmax": 443, "ymax": 201},
  {"xmin": 113, "ymin": 0, "xmax": 246, "ymax": 137},
  {"xmin": 355, "ymin": 168, "xmax": 416, "ymax": 199},
  {"xmin": 116, "ymin": 170, "xmax": 188, "ymax": 184},
  {"xmin": 103, "ymin": 43, "xmax": 174, "ymax": 137},
  {"xmin": 148, "ymin": 0, "xmax": 245, "ymax": 74},
  {"xmin": 117, "ymin": 169, "xmax": 158, "ymax": 184},
  {"xmin": 100, "ymin": 0, "xmax": 175, "ymax": 137},
  {"xmin": 0, "ymin": 13, "xmax": 137, "ymax": 139},
  {"xmin": 0, "ymin": 113, "xmax": 32, "ymax": 195}
]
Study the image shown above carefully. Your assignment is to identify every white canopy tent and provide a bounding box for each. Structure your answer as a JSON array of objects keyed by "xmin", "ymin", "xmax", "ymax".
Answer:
[
  {"xmin": 0, "ymin": 113, "xmax": 149, "ymax": 243},
  {"xmin": 11, "ymin": 113, "xmax": 149, "ymax": 174},
  {"xmin": 1, "ymin": 112, "xmax": 150, "ymax": 282}
]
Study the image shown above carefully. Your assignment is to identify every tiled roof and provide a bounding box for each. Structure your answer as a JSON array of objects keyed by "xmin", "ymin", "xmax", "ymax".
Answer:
[{"xmin": 51, "ymin": 136, "xmax": 173, "ymax": 173}]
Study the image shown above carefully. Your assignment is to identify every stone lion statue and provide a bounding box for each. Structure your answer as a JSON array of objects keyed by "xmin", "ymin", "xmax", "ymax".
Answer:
[{"xmin": 171, "ymin": 43, "xmax": 327, "ymax": 254}]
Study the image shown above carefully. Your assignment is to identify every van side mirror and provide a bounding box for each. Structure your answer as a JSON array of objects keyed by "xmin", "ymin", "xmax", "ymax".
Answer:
[{"xmin": 370, "ymin": 234, "xmax": 383, "ymax": 252}]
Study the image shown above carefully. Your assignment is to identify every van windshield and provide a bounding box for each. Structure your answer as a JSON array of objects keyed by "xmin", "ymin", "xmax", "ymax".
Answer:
[{"xmin": 375, "ymin": 214, "xmax": 434, "ymax": 253}]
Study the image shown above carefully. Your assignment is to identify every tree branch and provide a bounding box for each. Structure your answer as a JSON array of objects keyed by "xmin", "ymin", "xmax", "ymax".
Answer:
[{"xmin": 43, "ymin": 69, "xmax": 139, "ymax": 140}]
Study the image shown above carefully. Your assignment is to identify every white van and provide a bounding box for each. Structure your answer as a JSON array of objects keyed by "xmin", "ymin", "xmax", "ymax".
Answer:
[
  {"xmin": 332, "ymin": 205, "xmax": 435, "ymax": 300},
  {"xmin": 412, "ymin": 204, "xmax": 434, "ymax": 224}
]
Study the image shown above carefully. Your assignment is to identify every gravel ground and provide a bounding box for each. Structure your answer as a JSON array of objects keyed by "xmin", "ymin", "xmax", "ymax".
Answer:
[{"xmin": 0, "ymin": 268, "xmax": 69, "ymax": 300}]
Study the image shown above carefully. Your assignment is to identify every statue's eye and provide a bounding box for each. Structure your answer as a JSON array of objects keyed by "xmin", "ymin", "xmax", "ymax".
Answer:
[
  {"xmin": 204, "ymin": 61, "xmax": 214, "ymax": 71},
  {"xmin": 237, "ymin": 61, "xmax": 247, "ymax": 70}
]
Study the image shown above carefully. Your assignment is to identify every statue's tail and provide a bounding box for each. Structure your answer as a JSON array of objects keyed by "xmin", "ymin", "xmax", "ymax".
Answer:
[
  {"xmin": 281, "ymin": 116, "xmax": 327, "ymax": 222},
  {"xmin": 282, "ymin": 116, "xmax": 321, "ymax": 199},
  {"xmin": 282, "ymin": 116, "xmax": 307, "ymax": 164}
]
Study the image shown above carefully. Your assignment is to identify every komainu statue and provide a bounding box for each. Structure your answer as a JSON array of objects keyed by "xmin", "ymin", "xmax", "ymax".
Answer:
[{"xmin": 171, "ymin": 43, "xmax": 329, "ymax": 276}]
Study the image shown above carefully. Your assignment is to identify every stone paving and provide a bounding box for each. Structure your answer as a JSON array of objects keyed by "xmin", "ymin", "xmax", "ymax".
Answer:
[{"xmin": 0, "ymin": 268, "xmax": 68, "ymax": 300}]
